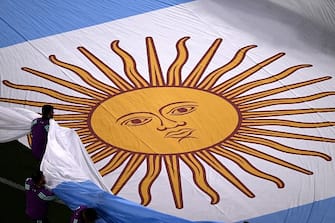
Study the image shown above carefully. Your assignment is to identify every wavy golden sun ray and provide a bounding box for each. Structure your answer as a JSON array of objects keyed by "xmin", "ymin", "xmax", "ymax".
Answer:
[
  {"xmin": 196, "ymin": 150, "xmax": 255, "ymax": 197},
  {"xmin": 233, "ymin": 134, "xmax": 331, "ymax": 161},
  {"xmin": 1, "ymin": 36, "xmax": 334, "ymax": 209},
  {"xmin": 212, "ymin": 52, "xmax": 285, "ymax": 93},
  {"xmin": 91, "ymin": 147, "xmax": 117, "ymax": 163},
  {"xmin": 198, "ymin": 45, "xmax": 256, "ymax": 90},
  {"xmin": 183, "ymin": 38, "xmax": 222, "ymax": 87},
  {"xmin": 86, "ymin": 141, "xmax": 105, "ymax": 154},
  {"xmin": 21, "ymin": 67, "xmax": 106, "ymax": 100},
  {"xmin": 100, "ymin": 151, "xmax": 132, "ymax": 177},
  {"xmin": 180, "ymin": 153, "xmax": 220, "ymax": 204},
  {"xmin": 167, "ymin": 37, "xmax": 190, "ymax": 86},
  {"xmin": 60, "ymin": 121, "xmax": 88, "ymax": 129},
  {"xmin": 243, "ymin": 108, "xmax": 335, "ymax": 118},
  {"xmin": 3, "ymin": 80, "xmax": 96, "ymax": 106},
  {"xmin": 78, "ymin": 47, "xmax": 133, "ymax": 91},
  {"xmin": 54, "ymin": 114, "xmax": 88, "ymax": 121},
  {"xmin": 76, "ymin": 128, "xmax": 91, "ymax": 137},
  {"xmin": 139, "ymin": 155, "xmax": 162, "ymax": 206},
  {"xmin": 111, "ymin": 154, "xmax": 146, "ymax": 195},
  {"xmin": 111, "ymin": 40, "xmax": 149, "ymax": 88},
  {"xmin": 232, "ymin": 76, "xmax": 331, "ymax": 103},
  {"xmin": 0, "ymin": 98, "xmax": 90, "ymax": 113},
  {"xmin": 81, "ymin": 135, "xmax": 96, "ymax": 144},
  {"xmin": 239, "ymin": 126, "xmax": 335, "ymax": 144},
  {"xmin": 225, "ymin": 64, "xmax": 312, "ymax": 98},
  {"xmin": 50, "ymin": 55, "xmax": 120, "ymax": 95},
  {"xmin": 210, "ymin": 146, "xmax": 284, "ymax": 188},
  {"xmin": 221, "ymin": 141, "xmax": 313, "ymax": 175},
  {"xmin": 239, "ymin": 92, "xmax": 335, "ymax": 111},
  {"xmin": 242, "ymin": 119, "xmax": 335, "ymax": 128}
]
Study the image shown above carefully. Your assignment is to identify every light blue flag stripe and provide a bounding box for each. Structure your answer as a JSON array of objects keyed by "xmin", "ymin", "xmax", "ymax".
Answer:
[
  {"xmin": 238, "ymin": 197, "xmax": 335, "ymax": 223},
  {"xmin": 0, "ymin": 0, "xmax": 193, "ymax": 48},
  {"xmin": 53, "ymin": 180, "xmax": 224, "ymax": 223}
]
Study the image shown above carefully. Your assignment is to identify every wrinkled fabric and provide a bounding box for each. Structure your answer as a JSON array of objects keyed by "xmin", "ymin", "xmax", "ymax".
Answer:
[
  {"xmin": 0, "ymin": 107, "xmax": 39, "ymax": 143},
  {"xmin": 54, "ymin": 180, "xmax": 223, "ymax": 223}
]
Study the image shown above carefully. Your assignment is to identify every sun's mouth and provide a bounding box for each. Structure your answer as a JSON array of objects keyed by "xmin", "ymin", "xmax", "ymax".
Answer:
[{"xmin": 165, "ymin": 128, "xmax": 195, "ymax": 139}]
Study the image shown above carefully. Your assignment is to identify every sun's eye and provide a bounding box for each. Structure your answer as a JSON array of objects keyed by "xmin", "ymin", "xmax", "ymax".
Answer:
[
  {"xmin": 168, "ymin": 105, "xmax": 197, "ymax": 116},
  {"xmin": 121, "ymin": 117, "xmax": 153, "ymax": 126}
]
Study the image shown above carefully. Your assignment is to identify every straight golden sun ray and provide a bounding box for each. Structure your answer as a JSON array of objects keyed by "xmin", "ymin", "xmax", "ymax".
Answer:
[
  {"xmin": 0, "ymin": 36, "xmax": 334, "ymax": 209},
  {"xmin": 146, "ymin": 37, "xmax": 165, "ymax": 86}
]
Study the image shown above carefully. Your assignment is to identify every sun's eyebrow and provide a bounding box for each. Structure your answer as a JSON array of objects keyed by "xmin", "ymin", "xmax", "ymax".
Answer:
[
  {"xmin": 116, "ymin": 111, "xmax": 156, "ymax": 123},
  {"xmin": 159, "ymin": 101, "xmax": 197, "ymax": 113}
]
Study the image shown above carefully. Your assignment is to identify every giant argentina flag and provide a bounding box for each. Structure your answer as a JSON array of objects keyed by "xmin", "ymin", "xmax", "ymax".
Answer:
[{"xmin": 1, "ymin": 0, "xmax": 335, "ymax": 222}]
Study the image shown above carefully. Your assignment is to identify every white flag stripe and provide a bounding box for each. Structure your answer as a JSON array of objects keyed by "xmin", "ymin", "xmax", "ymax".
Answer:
[{"xmin": 1, "ymin": 1, "xmax": 335, "ymax": 222}]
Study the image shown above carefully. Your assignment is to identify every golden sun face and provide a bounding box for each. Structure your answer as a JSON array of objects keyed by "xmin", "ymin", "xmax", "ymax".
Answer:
[
  {"xmin": 1, "ymin": 36, "xmax": 334, "ymax": 209},
  {"xmin": 90, "ymin": 87, "xmax": 239, "ymax": 154}
]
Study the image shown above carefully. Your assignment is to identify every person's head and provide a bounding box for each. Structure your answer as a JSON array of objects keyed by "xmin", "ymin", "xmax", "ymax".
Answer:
[
  {"xmin": 31, "ymin": 170, "xmax": 46, "ymax": 187},
  {"xmin": 42, "ymin": 105, "xmax": 54, "ymax": 119},
  {"xmin": 82, "ymin": 208, "xmax": 98, "ymax": 223}
]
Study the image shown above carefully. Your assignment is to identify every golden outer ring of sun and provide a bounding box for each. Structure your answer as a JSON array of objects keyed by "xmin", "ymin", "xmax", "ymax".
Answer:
[{"xmin": 89, "ymin": 87, "xmax": 240, "ymax": 154}]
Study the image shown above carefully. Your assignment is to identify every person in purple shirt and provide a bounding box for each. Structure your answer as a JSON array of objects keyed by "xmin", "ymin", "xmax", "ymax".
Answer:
[
  {"xmin": 30, "ymin": 105, "xmax": 54, "ymax": 161},
  {"xmin": 25, "ymin": 170, "xmax": 56, "ymax": 223},
  {"xmin": 70, "ymin": 206, "xmax": 98, "ymax": 223}
]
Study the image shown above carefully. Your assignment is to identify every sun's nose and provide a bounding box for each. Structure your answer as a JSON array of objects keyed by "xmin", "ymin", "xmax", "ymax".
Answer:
[{"xmin": 156, "ymin": 118, "xmax": 186, "ymax": 131}]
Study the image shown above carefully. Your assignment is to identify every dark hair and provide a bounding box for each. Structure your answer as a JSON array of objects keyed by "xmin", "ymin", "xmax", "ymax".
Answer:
[
  {"xmin": 42, "ymin": 105, "xmax": 54, "ymax": 118},
  {"xmin": 83, "ymin": 208, "xmax": 98, "ymax": 222},
  {"xmin": 31, "ymin": 170, "xmax": 44, "ymax": 183}
]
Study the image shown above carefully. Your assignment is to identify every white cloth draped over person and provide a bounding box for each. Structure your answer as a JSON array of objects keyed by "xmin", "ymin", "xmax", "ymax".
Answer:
[
  {"xmin": 0, "ymin": 107, "xmax": 39, "ymax": 143},
  {"xmin": 0, "ymin": 106, "xmax": 106, "ymax": 190},
  {"xmin": 0, "ymin": 106, "xmax": 224, "ymax": 223}
]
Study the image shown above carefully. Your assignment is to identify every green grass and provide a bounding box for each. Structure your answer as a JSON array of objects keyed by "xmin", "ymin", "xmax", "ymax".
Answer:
[{"xmin": 0, "ymin": 140, "xmax": 72, "ymax": 222}]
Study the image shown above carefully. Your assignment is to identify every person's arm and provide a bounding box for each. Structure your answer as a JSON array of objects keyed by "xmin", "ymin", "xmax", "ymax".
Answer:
[
  {"xmin": 38, "ymin": 187, "xmax": 56, "ymax": 201},
  {"xmin": 30, "ymin": 119, "xmax": 37, "ymax": 132},
  {"xmin": 70, "ymin": 206, "xmax": 87, "ymax": 223},
  {"xmin": 24, "ymin": 178, "xmax": 33, "ymax": 191}
]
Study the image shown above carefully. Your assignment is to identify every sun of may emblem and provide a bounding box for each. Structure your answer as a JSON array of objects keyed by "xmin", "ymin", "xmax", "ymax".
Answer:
[{"xmin": 1, "ymin": 37, "xmax": 335, "ymax": 209}]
